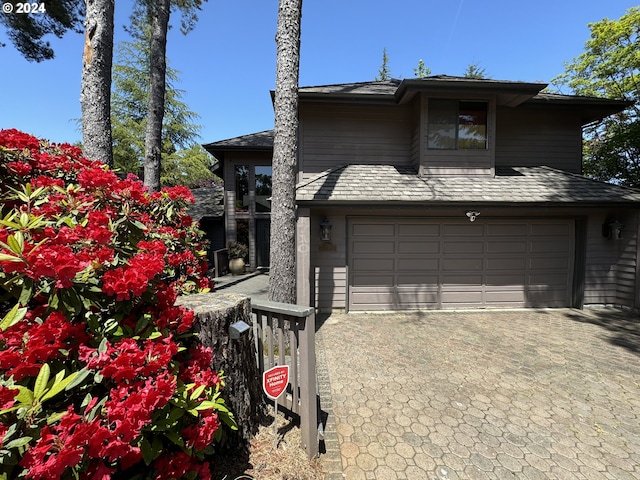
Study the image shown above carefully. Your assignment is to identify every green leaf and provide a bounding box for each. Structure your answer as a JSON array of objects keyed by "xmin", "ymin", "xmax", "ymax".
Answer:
[
  {"xmin": 46, "ymin": 411, "xmax": 66, "ymax": 425},
  {"xmin": 33, "ymin": 363, "xmax": 51, "ymax": 400},
  {"xmin": 13, "ymin": 386, "xmax": 33, "ymax": 405},
  {"xmin": 41, "ymin": 371, "xmax": 78, "ymax": 402},
  {"xmin": 194, "ymin": 400, "xmax": 217, "ymax": 411},
  {"xmin": 6, "ymin": 234, "xmax": 23, "ymax": 255},
  {"xmin": 164, "ymin": 431, "xmax": 184, "ymax": 447},
  {"xmin": 0, "ymin": 304, "xmax": 27, "ymax": 331},
  {"xmin": 0, "ymin": 253, "xmax": 22, "ymax": 263},
  {"xmin": 189, "ymin": 384, "xmax": 206, "ymax": 401},
  {"xmin": 97, "ymin": 337, "xmax": 108, "ymax": 354},
  {"xmin": 140, "ymin": 437, "xmax": 153, "ymax": 465},
  {"xmin": 65, "ymin": 368, "xmax": 91, "ymax": 391},
  {"xmin": 4, "ymin": 437, "xmax": 32, "ymax": 449},
  {"xmin": 17, "ymin": 279, "xmax": 33, "ymax": 306}
]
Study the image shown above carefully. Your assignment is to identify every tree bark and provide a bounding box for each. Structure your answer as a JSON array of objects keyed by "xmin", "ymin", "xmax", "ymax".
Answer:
[
  {"xmin": 175, "ymin": 293, "xmax": 267, "ymax": 451},
  {"xmin": 143, "ymin": 0, "xmax": 170, "ymax": 192},
  {"xmin": 269, "ymin": 0, "xmax": 302, "ymax": 304},
  {"xmin": 80, "ymin": 0, "xmax": 114, "ymax": 166}
]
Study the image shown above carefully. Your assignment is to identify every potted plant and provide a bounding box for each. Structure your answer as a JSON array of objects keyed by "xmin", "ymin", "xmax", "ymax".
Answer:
[{"xmin": 227, "ymin": 241, "xmax": 248, "ymax": 275}]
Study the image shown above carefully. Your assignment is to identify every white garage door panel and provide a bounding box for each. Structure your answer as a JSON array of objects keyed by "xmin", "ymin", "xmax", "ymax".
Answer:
[{"xmin": 348, "ymin": 218, "xmax": 574, "ymax": 310}]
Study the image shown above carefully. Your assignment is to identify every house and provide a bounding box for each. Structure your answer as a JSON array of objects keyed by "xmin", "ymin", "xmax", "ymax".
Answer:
[
  {"xmin": 204, "ymin": 75, "xmax": 640, "ymax": 311},
  {"xmin": 188, "ymin": 185, "xmax": 226, "ymax": 275}
]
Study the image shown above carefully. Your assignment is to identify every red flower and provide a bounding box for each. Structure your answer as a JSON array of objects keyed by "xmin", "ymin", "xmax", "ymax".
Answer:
[
  {"xmin": 0, "ymin": 128, "xmax": 40, "ymax": 150},
  {"xmin": 77, "ymin": 167, "xmax": 119, "ymax": 190},
  {"xmin": 20, "ymin": 408, "xmax": 92, "ymax": 480},
  {"xmin": 0, "ymin": 385, "xmax": 18, "ymax": 410},
  {"xmin": 6, "ymin": 161, "xmax": 32, "ymax": 176},
  {"xmin": 181, "ymin": 411, "xmax": 220, "ymax": 451}
]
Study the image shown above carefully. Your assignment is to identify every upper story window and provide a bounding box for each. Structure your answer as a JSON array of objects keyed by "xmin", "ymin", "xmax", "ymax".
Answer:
[{"xmin": 427, "ymin": 100, "xmax": 488, "ymax": 150}]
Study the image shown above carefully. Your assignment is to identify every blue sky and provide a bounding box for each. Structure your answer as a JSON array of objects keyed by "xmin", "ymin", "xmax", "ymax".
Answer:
[{"xmin": 0, "ymin": 0, "xmax": 637, "ymax": 146}]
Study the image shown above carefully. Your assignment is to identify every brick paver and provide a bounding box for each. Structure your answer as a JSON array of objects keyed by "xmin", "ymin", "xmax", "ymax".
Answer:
[{"xmin": 317, "ymin": 308, "xmax": 640, "ymax": 479}]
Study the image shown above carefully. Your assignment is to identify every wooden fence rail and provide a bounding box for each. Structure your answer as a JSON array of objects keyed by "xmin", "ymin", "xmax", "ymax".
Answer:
[{"xmin": 251, "ymin": 299, "xmax": 318, "ymax": 459}]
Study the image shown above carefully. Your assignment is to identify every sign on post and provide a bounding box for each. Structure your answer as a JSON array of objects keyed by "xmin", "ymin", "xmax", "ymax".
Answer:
[
  {"xmin": 263, "ymin": 364, "xmax": 289, "ymax": 449},
  {"xmin": 263, "ymin": 365, "xmax": 289, "ymax": 399}
]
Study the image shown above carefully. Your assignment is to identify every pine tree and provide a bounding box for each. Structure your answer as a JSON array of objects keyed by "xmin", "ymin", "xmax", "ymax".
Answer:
[
  {"xmin": 269, "ymin": 0, "xmax": 302, "ymax": 303},
  {"xmin": 375, "ymin": 47, "xmax": 392, "ymax": 81},
  {"xmin": 414, "ymin": 59, "xmax": 432, "ymax": 78},
  {"xmin": 111, "ymin": 21, "xmax": 216, "ymax": 188},
  {"xmin": 80, "ymin": 0, "xmax": 114, "ymax": 166}
]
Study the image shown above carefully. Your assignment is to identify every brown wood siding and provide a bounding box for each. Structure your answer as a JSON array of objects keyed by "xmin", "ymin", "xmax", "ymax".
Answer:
[
  {"xmin": 310, "ymin": 212, "xmax": 347, "ymax": 310},
  {"xmin": 410, "ymin": 100, "xmax": 421, "ymax": 171},
  {"xmin": 495, "ymin": 106, "xmax": 583, "ymax": 173},
  {"xmin": 299, "ymin": 103, "xmax": 412, "ymax": 179},
  {"xmin": 583, "ymin": 210, "xmax": 638, "ymax": 308},
  {"xmin": 616, "ymin": 212, "xmax": 638, "ymax": 307}
]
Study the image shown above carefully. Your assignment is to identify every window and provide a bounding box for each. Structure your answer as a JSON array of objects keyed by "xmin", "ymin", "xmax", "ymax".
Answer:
[
  {"xmin": 255, "ymin": 166, "xmax": 272, "ymax": 213},
  {"xmin": 428, "ymin": 100, "xmax": 487, "ymax": 150},
  {"xmin": 235, "ymin": 165, "xmax": 249, "ymax": 212}
]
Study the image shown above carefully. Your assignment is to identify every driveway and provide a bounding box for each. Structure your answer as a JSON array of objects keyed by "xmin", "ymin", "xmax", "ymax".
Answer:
[{"xmin": 317, "ymin": 308, "xmax": 640, "ymax": 480}]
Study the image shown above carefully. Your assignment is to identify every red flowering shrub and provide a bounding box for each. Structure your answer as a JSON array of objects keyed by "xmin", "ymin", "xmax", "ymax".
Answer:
[{"xmin": 0, "ymin": 129, "xmax": 235, "ymax": 479}]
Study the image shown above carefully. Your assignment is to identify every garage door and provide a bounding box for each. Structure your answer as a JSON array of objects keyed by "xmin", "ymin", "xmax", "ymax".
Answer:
[{"xmin": 348, "ymin": 218, "xmax": 574, "ymax": 311}]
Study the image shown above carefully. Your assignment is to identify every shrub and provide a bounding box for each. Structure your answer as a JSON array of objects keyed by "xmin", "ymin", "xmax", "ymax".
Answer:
[
  {"xmin": 0, "ymin": 129, "xmax": 235, "ymax": 479},
  {"xmin": 226, "ymin": 241, "xmax": 248, "ymax": 260}
]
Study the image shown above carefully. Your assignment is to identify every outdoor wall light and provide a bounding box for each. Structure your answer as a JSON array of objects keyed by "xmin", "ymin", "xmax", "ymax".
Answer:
[
  {"xmin": 320, "ymin": 217, "xmax": 332, "ymax": 241},
  {"xmin": 604, "ymin": 219, "xmax": 624, "ymax": 240},
  {"xmin": 466, "ymin": 211, "xmax": 481, "ymax": 222},
  {"xmin": 229, "ymin": 320, "xmax": 251, "ymax": 340}
]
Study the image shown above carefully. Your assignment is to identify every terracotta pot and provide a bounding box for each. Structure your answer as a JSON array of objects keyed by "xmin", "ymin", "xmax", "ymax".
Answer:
[{"xmin": 229, "ymin": 258, "xmax": 245, "ymax": 276}]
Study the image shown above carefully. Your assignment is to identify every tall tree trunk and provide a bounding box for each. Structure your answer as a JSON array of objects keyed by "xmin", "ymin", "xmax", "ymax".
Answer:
[
  {"xmin": 143, "ymin": 0, "xmax": 170, "ymax": 192},
  {"xmin": 80, "ymin": 0, "xmax": 114, "ymax": 166},
  {"xmin": 269, "ymin": 0, "xmax": 302, "ymax": 304}
]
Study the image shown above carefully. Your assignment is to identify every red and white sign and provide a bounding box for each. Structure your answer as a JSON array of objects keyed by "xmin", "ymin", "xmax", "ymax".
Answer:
[{"xmin": 263, "ymin": 365, "xmax": 289, "ymax": 399}]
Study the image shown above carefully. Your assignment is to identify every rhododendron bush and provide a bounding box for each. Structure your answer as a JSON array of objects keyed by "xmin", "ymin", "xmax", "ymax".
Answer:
[{"xmin": 0, "ymin": 129, "xmax": 235, "ymax": 479}]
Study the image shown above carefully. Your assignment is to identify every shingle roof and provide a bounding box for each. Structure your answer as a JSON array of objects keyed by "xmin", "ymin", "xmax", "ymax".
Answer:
[
  {"xmin": 188, "ymin": 186, "xmax": 224, "ymax": 220},
  {"xmin": 295, "ymin": 165, "xmax": 640, "ymax": 206},
  {"xmin": 203, "ymin": 130, "xmax": 274, "ymax": 151}
]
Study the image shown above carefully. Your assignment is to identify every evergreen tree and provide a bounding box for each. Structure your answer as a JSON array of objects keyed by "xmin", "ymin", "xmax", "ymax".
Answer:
[
  {"xmin": 0, "ymin": 0, "xmax": 84, "ymax": 61},
  {"xmin": 463, "ymin": 63, "xmax": 487, "ymax": 79},
  {"xmin": 414, "ymin": 59, "xmax": 431, "ymax": 78},
  {"xmin": 269, "ymin": 0, "xmax": 302, "ymax": 303},
  {"xmin": 80, "ymin": 0, "xmax": 114, "ymax": 166},
  {"xmin": 137, "ymin": 0, "xmax": 207, "ymax": 192},
  {"xmin": 375, "ymin": 47, "xmax": 392, "ymax": 81},
  {"xmin": 111, "ymin": 19, "xmax": 216, "ymax": 188}
]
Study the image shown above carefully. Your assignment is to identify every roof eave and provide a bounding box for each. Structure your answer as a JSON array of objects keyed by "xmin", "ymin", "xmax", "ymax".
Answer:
[
  {"xmin": 395, "ymin": 78, "xmax": 547, "ymax": 106},
  {"xmin": 296, "ymin": 199, "xmax": 640, "ymax": 208}
]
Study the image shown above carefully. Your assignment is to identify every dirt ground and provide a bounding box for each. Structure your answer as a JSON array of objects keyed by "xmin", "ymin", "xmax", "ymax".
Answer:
[{"xmin": 211, "ymin": 406, "xmax": 326, "ymax": 480}]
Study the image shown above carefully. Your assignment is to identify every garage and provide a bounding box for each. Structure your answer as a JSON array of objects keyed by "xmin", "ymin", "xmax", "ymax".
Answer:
[{"xmin": 348, "ymin": 217, "xmax": 575, "ymax": 311}]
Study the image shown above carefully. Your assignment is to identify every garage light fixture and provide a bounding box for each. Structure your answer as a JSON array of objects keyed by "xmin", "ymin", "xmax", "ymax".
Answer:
[
  {"xmin": 320, "ymin": 217, "xmax": 332, "ymax": 241},
  {"xmin": 604, "ymin": 219, "xmax": 624, "ymax": 240},
  {"xmin": 466, "ymin": 211, "xmax": 481, "ymax": 222}
]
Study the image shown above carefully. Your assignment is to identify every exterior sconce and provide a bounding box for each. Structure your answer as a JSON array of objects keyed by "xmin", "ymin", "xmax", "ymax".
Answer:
[
  {"xmin": 320, "ymin": 217, "xmax": 332, "ymax": 241},
  {"xmin": 229, "ymin": 320, "xmax": 251, "ymax": 340},
  {"xmin": 604, "ymin": 219, "xmax": 624, "ymax": 240},
  {"xmin": 466, "ymin": 211, "xmax": 481, "ymax": 222}
]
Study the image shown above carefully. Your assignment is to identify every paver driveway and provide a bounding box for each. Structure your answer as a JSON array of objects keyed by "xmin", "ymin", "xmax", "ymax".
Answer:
[{"xmin": 317, "ymin": 308, "xmax": 640, "ymax": 480}]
